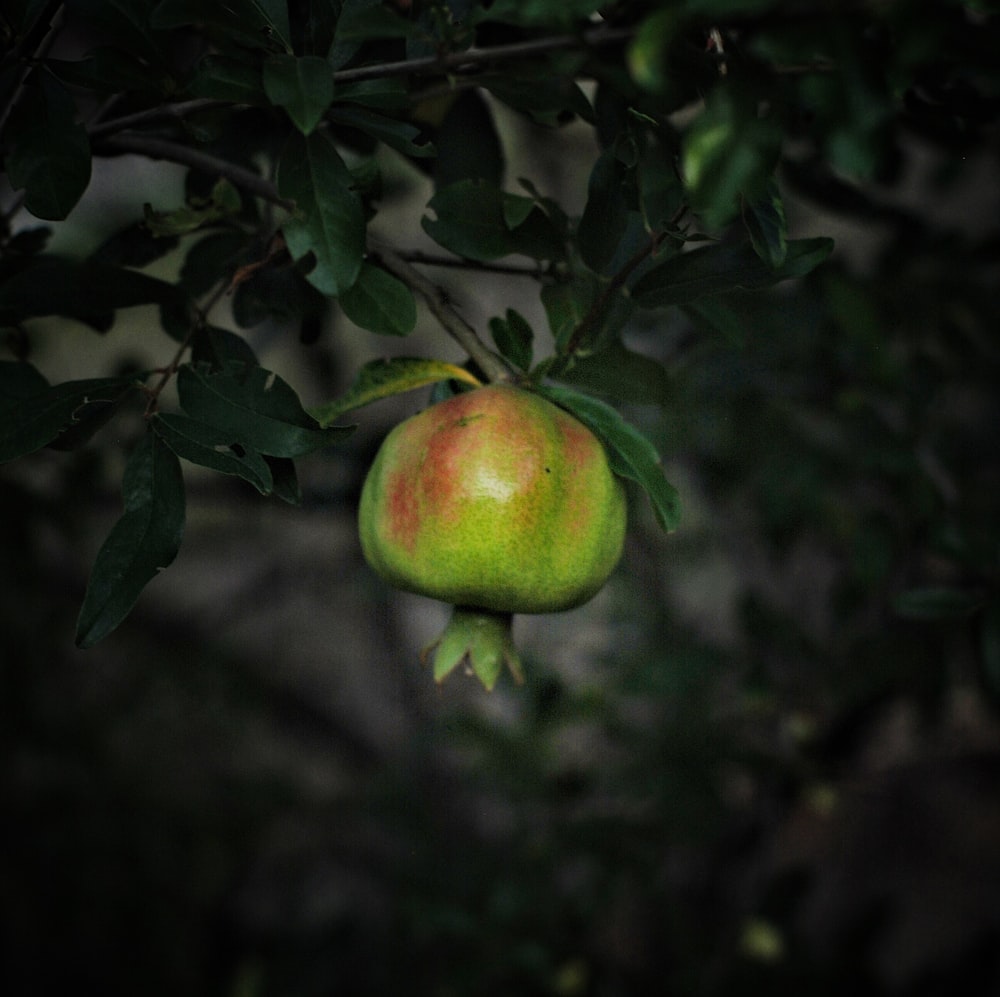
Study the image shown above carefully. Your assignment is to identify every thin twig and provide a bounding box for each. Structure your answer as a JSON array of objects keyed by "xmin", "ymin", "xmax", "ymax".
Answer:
[
  {"xmin": 563, "ymin": 230, "xmax": 668, "ymax": 358},
  {"xmin": 84, "ymin": 25, "xmax": 634, "ymax": 141},
  {"xmin": 94, "ymin": 133, "xmax": 294, "ymax": 211},
  {"xmin": 88, "ymin": 98, "xmax": 230, "ymax": 139},
  {"xmin": 373, "ymin": 244, "xmax": 513, "ymax": 384},
  {"xmin": 330, "ymin": 25, "xmax": 634, "ymax": 85},
  {"xmin": 143, "ymin": 281, "xmax": 230, "ymax": 416},
  {"xmin": 394, "ymin": 249, "xmax": 544, "ymax": 277}
]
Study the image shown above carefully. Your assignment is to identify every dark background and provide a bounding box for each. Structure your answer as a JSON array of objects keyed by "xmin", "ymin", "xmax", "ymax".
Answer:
[{"xmin": 3, "ymin": 3, "xmax": 1000, "ymax": 995}]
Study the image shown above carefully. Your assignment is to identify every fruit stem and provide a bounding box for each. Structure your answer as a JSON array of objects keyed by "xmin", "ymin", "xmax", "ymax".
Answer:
[{"xmin": 421, "ymin": 606, "xmax": 525, "ymax": 691}]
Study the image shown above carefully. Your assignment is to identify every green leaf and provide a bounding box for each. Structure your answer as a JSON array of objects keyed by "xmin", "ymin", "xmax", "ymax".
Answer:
[
  {"xmin": 177, "ymin": 362, "xmax": 354, "ymax": 456},
  {"xmin": 638, "ymin": 142, "xmax": 684, "ymax": 233},
  {"xmin": 0, "ymin": 365, "xmax": 140, "ymax": 463},
  {"xmin": 327, "ymin": 104, "xmax": 434, "ymax": 158},
  {"xmin": 0, "ymin": 256, "xmax": 186, "ymax": 329},
  {"xmin": 632, "ymin": 238, "xmax": 835, "ymax": 308},
  {"xmin": 278, "ymin": 131, "xmax": 365, "ymax": 296},
  {"xmin": 480, "ymin": 0, "xmax": 603, "ymax": 29},
  {"xmin": 187, "ymin": 53, "xmax": 266, "ymax": 103},
  {"xmin": 151, "ymin": 0, "xmax": 290, "ymax": 52},
  {"xmin": 422, "ymin": 180, "xmax": 517, "ymax": 261},
  {"xmin": 310, "ymin": 357, "xmax": 481, "ymax": 426},
  {"xmin": 75, "ymin": 431, "xmax": 186, "ymax": 648},
  {"xmin": 536, "ymin": 384, "xmax": 681, "ymax": 531},
  {"xmin": 422, "ymin": 179, "xmax": 563, "ymax": 262},
  {"xmin": 338, "ymin": 262, "xmax": 417, "ymax": 336},
  {"xmin": 541, "ymin": 275, "xmax": 598, "ymax": 352},
  {"xmin": 143, "ymin": 178, "xmax": 243, "ymax": 237},
  {"xmin": 151, "ymin": 412, "xmax": 274, "ymax": 494},
  {"xmin": 743, "ymin": 177, "xmax": 788, "ymax": 267},
  {"xmin": 552, "ymin": 341, "xmax": 671, "ymax": 406},
  {"xmin": 335, "ymin": 2, "xmax": 415, "ymax": 39},
  {"xmin": 4, "ymin": 73, "xmax": 91, "ymax": 221},
  {"xmin": 627, "ymin": 8, "xmax": 684, "ymax": 94},
  {"xmin": 433, "ymin": 90, "xmax": 504, "ymax": 188},
  {"xmin": 577, "ymin": 147, "xmax": 630, "ymax": 275},
  {"xmin": 682, "ymin": 85, "xmax": 782, "ymax": 229},
  {"xmin": 893, "ymin": 586, "xmax": 984, "ymax": 621},
  {"xmin": 264, "ymin": 456, "xmax": 301, "ymax": 504},
  {"xmin": 489, "ymin": 309, "xmax": 534, "ymax": 372},
  {"xmin": 482, "ymin": 74, "xmax": 594, "ymax": 127},
  {"xmin": 263, "ymin": 54, "xmax": 334, "ymax": 135}
]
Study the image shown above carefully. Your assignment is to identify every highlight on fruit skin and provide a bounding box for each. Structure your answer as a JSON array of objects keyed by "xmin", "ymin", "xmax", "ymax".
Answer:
[{"xmin": 358, "ymin": 383, "xmax": 627, "ymax": 690}]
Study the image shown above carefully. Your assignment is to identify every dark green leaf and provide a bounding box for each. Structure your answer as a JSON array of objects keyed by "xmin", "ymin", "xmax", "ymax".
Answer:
[
  {"xmin": 263, "ymin": 456, "xmax": 301, "ymax": 504},
  {"xmin": 143, "ymin": 178, "xmax": 243, "ymax": 237},
  {"xmin": 627, "ymin": 8, "xmax": 684, "ymax": 94},
  {"xmin": 338, "ymin": 262, "xmax": 417, "ymax": 336},
  {"xmin": 578, "ymin": 147, "xmax": 630, "ymax": 275},
  {"xmin": 263, "ymin": 54, "xmax": 334, "ymax": 135},
  {"xmin": 335, "ymin": 2, "xmax": 415, "ymax": 39},
  {"xmin": 0, "ymin": 366, "xmax": 140, "ymax": 463},
  {"xmin": 541, "ymin": 276, "xmax": 598, "ymax": 352},
  {"xmin": 638, "ymin": 142, "xmax": 684, "ymax": 233},
  {"xmin": 537, "ymin": 384, "xmax": 681, "ymax": 531},
  {"xmin": 482, "ymin": 74, "xmax": 594, "ymax": 127},
  {"xmin": 328, "ymin": 104, "xmax": 434, "ymax": 158},
  {"xmin": 177, "ymin": 362, "xmax": 354, "ymax": 456},
  {"xmin": 151, "ymin": 0, "xmax": 290, "ymax": 52},
  {"xmin": 179, "ymin": 231, "xmax": 250, "ymax": 297},
  {"xmin": 187, "ymin": 54, "xmax": 267, "ymax": 103},
  {"xmin": 4, "ymin": 74, "xmax": 91, "ymax": 221},
  {"xmin": 682, "ymin": 85, "xmax": 782, "ymax": 229},
  {"xmin": 489, "ymin": 309, "xmax": 533, "ymax": 372},
  {"xmin": 422, "ymin": 180, "xmax": 515, "ymax": 261},
  {"xmin": 632, "ymin": 238, "xmax": 835, "ymax": 308},
  {"xmin": 480, "ymin": 0, "xmax": 603, "ymax": 29},
  {"xmin": 334, "ymin": 79, "xmax": 409, "ymax": 111},
  {"xmin": 75, "ymin": 431, "xmax": 186, "ymax": 648},
  {"xmin": 893, "ymin": 586, "xmax": 984, "ymax": 621},
  {"xmin": 309, "ymin": 357, "xmax": 481, "ymax": 425},
  {"xmin": 190, "ymin": 326, "xmax": 260, "ymax": 370},
  {"xmin": 278, "ymin": 131, "xmax": 365, "ymax": 295},
  {"xmin": 151, "ymin": 412, "xmax": 274, "ymax": 494},
  {"xmin": 552, "ymin": 341, "xmax": 671, "ymax": 406},
  {"xmin": 433, "ymin": 90, "xmax": 504, "ymax": 188},
  {"xmin": 0, "ymin": 256, "xmax": 185, "ymax": 331},
  {"xmin": 743, "ymin": 177, "xmax": 788, "ymax": 267}
]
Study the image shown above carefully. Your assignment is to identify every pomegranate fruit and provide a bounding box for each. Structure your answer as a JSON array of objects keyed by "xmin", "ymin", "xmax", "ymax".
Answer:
[{"xmin": 358, "ymin": 383, "xmax": 627, "ymax": 689}]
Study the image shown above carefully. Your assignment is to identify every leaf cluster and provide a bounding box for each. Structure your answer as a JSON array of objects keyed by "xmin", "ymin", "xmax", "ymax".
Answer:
[{"xmin": 2, "ymin": 0, "xmax": 998, "ymax": 648}]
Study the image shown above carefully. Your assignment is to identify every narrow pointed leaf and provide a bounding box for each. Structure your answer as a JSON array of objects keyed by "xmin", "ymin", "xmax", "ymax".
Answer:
[
  {"xmin": 0, "ymin": 365, "xmax": 140, "ymax": 462},
  {"xmin": 537, "ymin": 384, "xmax": 681, "ymax": 532},
  {"xmin": 264, "ymin": 54, "xmax": 333, "ymax": 134},
  {"xmin": 5, "ymin": 74, "xmax": 91, "ymax": 221},
  {"xmin": 489, "ymin": 309, "xmax": 533, "ymax": 372},
  {"xmin": 744, "ymin": 178, "xmax": 788, "ymax": 267},
  {"xmin": 278, "ymin": 131, "xmax": 365, "ymax": 295},
  {"xmin": 75, "ymin": 431, "xmax": 186, "ymax": 648},
  {"xmin": 310, "ymin": 357, "xmax": 481, "ymax": 426},
  {"xmin": 151, "ymin": 412, "xmax": 274, "ymax": 494},
  {"xmin": 177, "ymin": 361, "xmax": 354, "ymax": 456},
  {"xmin": 632, "ymin": 238, "xmax": 834, "ymax": 308}
]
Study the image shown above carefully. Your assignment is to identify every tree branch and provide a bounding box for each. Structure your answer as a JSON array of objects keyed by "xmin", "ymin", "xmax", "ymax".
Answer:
[
  {"xmin": 392, "ymin": 249, "xmax": 545, "ymax": 277},
  {"xmin": 93, "ymin": 133, "xmax": 294, "ymax": 211},
  {"xmin": 563, "ymin": 230, "xmax": 668, "ymax": 358},
  {"xmin": 372, "ymin": 244, "xmax": 513, "ymax": 384},
  {"xmin": 85, "ymin": 25, "xmax": 634, "ymax": 141},
  {"xmin": 333, "ymin": 24, "xmax": 634, "ymax": 85}
]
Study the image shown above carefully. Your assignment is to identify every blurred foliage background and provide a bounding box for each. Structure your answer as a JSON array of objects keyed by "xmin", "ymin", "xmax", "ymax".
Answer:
[{"xmin": 3, "ymin": 1, "xmax": 1000, "ymax": 995}]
